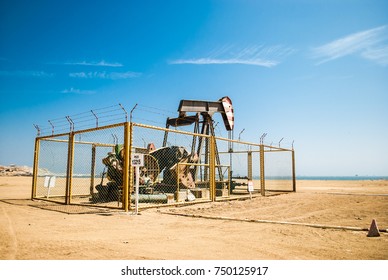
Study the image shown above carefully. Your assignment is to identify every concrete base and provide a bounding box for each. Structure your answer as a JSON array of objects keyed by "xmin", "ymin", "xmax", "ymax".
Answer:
[
  {"xmin": 201, "ymin": 189, "xmax": 210, "ymax": 199},
  {"xmin": 174, "ymin": 191, "xmax": 187, "ymax": 202},
  {"xmin": 216, "ymin": 189, "xmax": 229, "ymax": 197}
]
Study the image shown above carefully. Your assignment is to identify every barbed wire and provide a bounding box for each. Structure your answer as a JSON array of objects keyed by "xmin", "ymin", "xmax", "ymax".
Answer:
[
  {"xmin": 33, "ymin": 102, "xmax": 293, "ymax": 150},
  {"xmin": 136, "ymin": 104, "xmax": 176, "ymax": 116},
  {"xmin": 33, "ymin": 103, "xmax": 128, "ymax": 136}
]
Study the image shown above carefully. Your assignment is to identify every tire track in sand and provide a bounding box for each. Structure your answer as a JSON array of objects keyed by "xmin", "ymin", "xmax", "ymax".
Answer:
[{"xmin": 0, "ymin": 202, "xmax": 18, "ymax": 259}]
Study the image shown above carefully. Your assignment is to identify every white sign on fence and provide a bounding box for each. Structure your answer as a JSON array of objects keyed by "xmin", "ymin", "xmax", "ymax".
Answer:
[
  {"xmin": 44, "ymin": 176, "xmax": 56, "ymax": 188},
  {"xmin": 131, "ymin": 153, "xmax": 144, "ymax": 167},
  {"xmin": 247, "ymin": 180, "xmax": 254, "ymax": 192},
  {"xmin": 131, "ymin": 153, "xmax": 144, "ymax": 215},
  {"xmin": 44, "ymin": 176, "xmax": 56, "ymax": 198}
]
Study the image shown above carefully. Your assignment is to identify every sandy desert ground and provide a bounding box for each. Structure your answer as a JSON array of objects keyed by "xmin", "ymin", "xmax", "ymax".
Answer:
[{"xmin": 0, "ymin": 176, "xmax": 387, "ymax": 260}]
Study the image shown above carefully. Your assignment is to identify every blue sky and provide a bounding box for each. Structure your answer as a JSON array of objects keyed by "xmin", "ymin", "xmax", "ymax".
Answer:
[{"xmin": 0, "ymin": 0, "xmax": 387, "ymax": 176}]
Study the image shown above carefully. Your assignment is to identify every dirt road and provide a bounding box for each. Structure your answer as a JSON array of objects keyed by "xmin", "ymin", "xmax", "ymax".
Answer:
[{"xmin": 1, "ymin": 176, "xmax": 387, "ymax": 260}]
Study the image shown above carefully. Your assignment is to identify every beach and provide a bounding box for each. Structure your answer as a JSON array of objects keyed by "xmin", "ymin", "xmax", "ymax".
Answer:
[{"xmin": 0, "ymin": 176, "xmax": 387, "ymax": 260}]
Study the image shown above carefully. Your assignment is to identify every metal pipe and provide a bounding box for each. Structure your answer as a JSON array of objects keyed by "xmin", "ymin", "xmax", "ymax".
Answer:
[
  {"xmin": 39, "ymin": 137, "xmax": 115, "ymax": 147},
  {"xmin": 161, "ymin": 212, "xmax": 388, "ymax": 233},
  {"xmin": 134, "ymin": 122, "xmax": 211, "ymax": 139},
  {"xmin": 131, "ymin": 194, "xmax": 168, "ymax": 203}
]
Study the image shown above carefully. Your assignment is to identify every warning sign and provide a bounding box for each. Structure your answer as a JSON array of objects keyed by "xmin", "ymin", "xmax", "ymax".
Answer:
[{"xmin": 131, "ymin": 153, "xmax": 144, "ymax": 167}]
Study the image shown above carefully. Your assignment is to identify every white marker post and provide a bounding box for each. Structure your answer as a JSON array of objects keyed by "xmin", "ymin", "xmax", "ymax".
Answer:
[
  {"xmin": 247, "ymin": 180, "xmax": 254, "ymax": 199},
  {"xmin": 131, "ymin": 153, "xmax": 144, "ymax": 215}
]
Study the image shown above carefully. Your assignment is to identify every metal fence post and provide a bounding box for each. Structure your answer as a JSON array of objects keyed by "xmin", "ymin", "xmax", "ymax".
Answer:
[
  {"xmin": 292, "ymin": 149, "xmax": 296, "ymax": 192},
  {"xmin": 65, "ymin": 132, "xmax": 75, "ymax": 205},
  {"xmin": 123, "ymin": 122, "xmax": 131, "ymax": 211},
  {"xmin": 247, "ymin": 151, "xmax": 252, "ymax": 180},
  {"xmin": 176, "ymin": 163, "xmax": 181, "ymax": 201},
  {"xmin": 260, "ymin": 144, "xmax": 265, "ymax": 196},
  {"xmin": 31, "ymin": 138, "xmax": 40, "ymax": 199},
  {"xmin": 129, "ymin": 122, "xmax": 134, "ymax": 211},
  {"xmin": 90, "ymin": 145, "xmax": 96, "ymax": 196},
  {"xmin": 209, "ymin": 136, "xmax": 216, "ymax": 201}
]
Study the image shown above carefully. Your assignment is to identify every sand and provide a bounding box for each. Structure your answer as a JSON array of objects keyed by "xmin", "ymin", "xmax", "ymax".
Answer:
[{"xmin": 0, "ymin": 176, "xmax": 387, "ymax": 260}]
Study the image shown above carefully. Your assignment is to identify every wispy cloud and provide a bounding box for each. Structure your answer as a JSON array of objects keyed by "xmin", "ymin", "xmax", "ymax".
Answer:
[
  {"xmin": 361, "ymin": 45, "xmax": 388, "ymax": 66},
  {"xmin": 0, "ymin": 70, "xmax": 53, "ymax": 77},
  {"xmin": 64, "ymin": 60, "xmax": 123, "ymax": 67},
  {"xmin": 170, "ymin": 45, "xmax": 294, "ymax": 68},
  {"xmin": 61, "ymin": 88, "xmax": 95, "ymax": 95},
  {"xmin": 69, "ymin": 71, "xmax": 141, "ymax": 79},
  {"xmin": 171, "ymin": 58, "xmax": 278, "ymax": 67},
  {"xmin": 312, "ymin": 25, "xmax": 388, "ymax": 65}
]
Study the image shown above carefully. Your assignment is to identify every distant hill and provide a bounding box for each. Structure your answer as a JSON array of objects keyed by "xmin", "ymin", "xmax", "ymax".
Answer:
[{"xmin": 0, "ymin": 165, "xmax": 33, "ymax": 176}]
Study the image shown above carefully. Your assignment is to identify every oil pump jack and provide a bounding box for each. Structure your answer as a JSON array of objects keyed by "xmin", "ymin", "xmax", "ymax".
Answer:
[
  {"xmin": 97, "ymin": 96, "xmax": 234, "ymax": 202},
  {"xmin": 162, "ymin": 96, "xmax": 234, "ymax": 188}
]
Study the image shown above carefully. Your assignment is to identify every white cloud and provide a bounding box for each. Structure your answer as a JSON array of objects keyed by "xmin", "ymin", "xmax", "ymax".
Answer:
[
  {"xmin": 0, "ymin": 70, "xmax": 53, "ymax": 77},
  {"xmin": 361, "ymin": 45, "xmax": 388, "ymax": 66},
  {"xmin": 109, "ymin": 71, "xmax": 141, "ymax": 79},
  {"xmin": 61, "ymin": 88, "xmax": 95, "ymax": 95},
  {"xmin": 69, "ymin": 72, "xmax": 86, "ymax": 78},
  {"xmin": 65, "ymin": 60, "xmax": 123, "ymax": 67},
  {"xmin": 170, "ymin": 45, "xmax": 294, "ymax": 68},
  {"xmin": 69, "ymin": 71, "xmax": 141, "ymax": 79},
  {"xmin": 313, "ymin": 25, "xmax": 388, "ymax": 65},
  {"xmin": 171, "ymin": 58, "xmax": 278, "ymax": 67}
]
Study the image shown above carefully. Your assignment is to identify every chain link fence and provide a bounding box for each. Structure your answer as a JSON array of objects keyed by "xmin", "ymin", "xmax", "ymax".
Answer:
[
  {"xmin": 132, "ymin": 123, "xmax": 212, "ymax": 206},
  {"xmin": 33, "ymin": 134, "xmax": 69, "ymax": 203},
  {"xmin": 32, "ymin": 121, "xmax": 295, "ymax": 212},
  {"xmin": 264, "ymin": 147, "xmax": 295, "ymax": 192},
  {"xmin": 71, "ymin": 124, "xmax": 124, "ymax": 207},
  {"xmin": 215, "ymin": 137, "xmax": 259, "ymax": 199}
]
